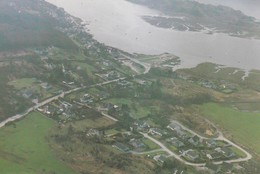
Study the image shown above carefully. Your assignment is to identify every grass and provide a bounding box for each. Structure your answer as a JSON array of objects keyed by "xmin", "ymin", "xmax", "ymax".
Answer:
[
  {"xmin": 200, "ymin": 103, "xmax": 260, "ymax": 154},
  {"xmin": 72, "ymin": 62, "xmax": 95, "ymax": 77},
  {"xmin": 106, "ymin": 98, "xmax": 132, "ymax": 105},
  {"xmin": 0, "ymin": 112, "xmax": 77, "ymax": 174},
  {"xmin": 143, "ymin": 138, "xmax": 160, "ymax": 150},
  {"xmin": 106, "ymin": 98, "xmax": 151, "ymax": 119},
  {"xmin": 105, "ymin": 129, "xmax": 120, "ymax": 135},
  {"xmin": 70, "ymin": 116, "xmax": 115, "ymax": 132},
  {"xmin": 230, "ymin": 146, "xmax": 246, "ymax": 158},
  {"xmin": 8, "ymin": 78, "xmax": 37, "ymax": 90}
]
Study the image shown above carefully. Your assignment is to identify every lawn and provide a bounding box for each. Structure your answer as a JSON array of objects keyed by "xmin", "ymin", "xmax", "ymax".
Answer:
[
  {"xmin": 70, "ymin": 116, "xmax": 115, "ymax": 132},
  {"xmin": 8, "ymin": 78, "xmax": 37, "ymax": 90},
  {"xmin": 200, "ymin": 103, "xmax": 260, "ymax": 154},
  {"xmin": 143, "ymin": 138, "xmax": 160, "ymax": 150},
  {"xmin": 0, "ymin": 112, "xmax": 77, "ymax": 174}
]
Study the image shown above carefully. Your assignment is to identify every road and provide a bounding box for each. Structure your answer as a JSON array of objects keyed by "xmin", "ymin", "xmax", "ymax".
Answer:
[
  {"xmin": 141, "ymin": 132, "xmax": 205, "ymax": 167},
  {"xmin": 142, "ymin": 120, "xmax": 252, "ymax": 167},
  {"xmin": 131, "ymin": 149, "xmax": 165, "ymax": 155},
  {"xmin": 120, "ymin": 53, "xmax": 151, "ymax": 74},
  {"xmin": 0, "ymin": 78, "xmax": 124, "ymax": 129},
  {"xmin": 0, "ymin": 76, "xmax": 252, "ymax": 166}
]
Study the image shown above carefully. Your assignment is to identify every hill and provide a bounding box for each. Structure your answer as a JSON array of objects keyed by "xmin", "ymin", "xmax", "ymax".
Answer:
[
  {"xmin": 128, "ymin": 0, "xmax": 260, "ymax": 39},
  {"xmin": 0, "ymin": 0, "xmax": 77, "ymax": 51}
]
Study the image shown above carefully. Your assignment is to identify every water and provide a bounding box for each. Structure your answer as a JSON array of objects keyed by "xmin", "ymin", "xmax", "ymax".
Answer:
[{"xmin": 46, "ymin": 0, "xmax": 260, "ymax": 71}]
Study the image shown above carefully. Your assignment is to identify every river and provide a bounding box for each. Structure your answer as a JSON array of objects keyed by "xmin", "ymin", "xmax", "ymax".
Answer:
[{"xmin": 45, "ymin": 0, "xmax": 260, "ymax": 71}]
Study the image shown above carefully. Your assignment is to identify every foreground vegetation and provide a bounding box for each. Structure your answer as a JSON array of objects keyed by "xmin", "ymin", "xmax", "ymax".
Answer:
[
  {"xmin": 200, "ymin": 103, "xmax": 260, "ymax": 154},
  {"xmin": 0, "ymin": 112, "xmax": 77, "ymax": 174}
]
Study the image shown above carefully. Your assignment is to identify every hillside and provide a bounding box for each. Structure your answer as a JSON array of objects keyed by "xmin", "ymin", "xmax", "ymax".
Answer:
[
  {"xmin": 127, "ymin": 0, "xmax": 260, "ymax": 39},
  {"xmin": 0, "ymin": 0, "xmax": 77, "ymax": 51}
]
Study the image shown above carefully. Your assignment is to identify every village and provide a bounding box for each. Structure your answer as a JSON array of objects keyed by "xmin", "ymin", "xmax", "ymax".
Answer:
[
  {"xmin": 4, "ymin": 40, "xmax": 250, "ymax": 173},
  {"xmin": 33, "ymin": 71, "xmax": 248, "ymax": 174}
]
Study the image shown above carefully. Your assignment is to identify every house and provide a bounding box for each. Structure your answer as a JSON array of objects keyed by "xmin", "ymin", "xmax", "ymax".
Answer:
[
  {"xmin": 87, "ymin": 129, "xmax": 100, "ymax": 137},
  {"xmin": 118, "ymin": 80, "xmax": 131, "ymax": 86},
  {"xmin": 184, "ymin": 150, "xmax": 199, "ymax": 161},
  {"xmin": 205, "ymin": 163, "xmax": 222, "ymax": 174},
  {"xmin": 106, "ymin": 71, "xmax": 120, "ymax": 80},
  {"xmin": 133, "ymin": 120, "xmax": 150, "ymax": 131},
  {"xmin": 222, "ymin": 162, "xmax": 235, "ymax": 173},
  {"xmin": 167, "ymin": 122, "xmax": 181, "ymax": 131},
  {"xmin": 221, "ymin": 148, "xmax": 236, "ymax": 158},
  {"xmin": 102, "ymin": 103, "xmax": 119, "ymax": 111},
  {"xmin": 188, "ymin": 135, "xmax": 201, "ymax": 147},
  {"xmin": 60, "ymin": 101, "xmax": 72, "ymax": 109},
  {"xmin": 80, "ymin": 93, "xmax": 94, "ymax": 104},
  {"xmin": 206, "ymin": 152, "xmax": 222, "ymax": 160},
  {"xmin": 215, "ymin": 147, "xmax": 235, "ymax": 158},
  {"xmin": 205, "ymin": 162, "xmax": 235, "ymax": 174},
  {"xmin": 149, "ymin": 128, "xmax": 167, "ymax": 137},
  {"xmin": 40, "ymin": 82, "xmax": 52, "ymax": 90},
  {"xmin": 174, "ymin": 129, "xmax": 188, "ymax": 141},
  {"xmin": 96, "ymin": 91, "xmax": 110, "ymax": 100},
  {"xmin": 205, "ymin": 139, "xmax": 217, "ymax": 148},
  {"xmin": 129, "ymin": 139, "xmax": 145, "ymax": 149},
  {"xmin": 113, "ymin": 142, "xmax": 130, "ymax": 152},
  {"xmin": 169, "ymin": 137, "xmax": 185, "ymax": 148},
  {"xmin": 153, "ymin": 155, "xmax": 167, "ymax": 164},
  {"xmin": 22, "ymin": 89, "xmax": 34, "ymax": 99}
]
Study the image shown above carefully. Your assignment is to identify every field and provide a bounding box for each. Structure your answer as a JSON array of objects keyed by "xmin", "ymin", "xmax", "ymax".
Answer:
[
  {"xmin": 105, "ymin": 98, "xmax": 152, "ymax": 119},
  {"xmin": 200, "ymin": 103, "xmax": 260, "ymax": 155},
  {"xmin": 8, "ymin": 78, "xmax": 37, "ymax": 90},
  {"xmin": 0, "ymin": 112, "xmax": 77, "ymax": 174}
]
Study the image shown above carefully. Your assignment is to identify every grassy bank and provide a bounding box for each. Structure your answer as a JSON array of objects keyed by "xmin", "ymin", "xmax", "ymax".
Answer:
[
  {"xmin": 0, "ymin": 112, "xmax": 77, "ymax": 174},
  {"xmin": 200, "ymin": 103, "xmax": 260, "ymax": 154}
]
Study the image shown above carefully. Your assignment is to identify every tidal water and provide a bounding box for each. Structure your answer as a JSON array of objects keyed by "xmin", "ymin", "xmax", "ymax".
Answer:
[{"xmin": 46, "ymin": 0, "xmax": 260, "ymax": 71}]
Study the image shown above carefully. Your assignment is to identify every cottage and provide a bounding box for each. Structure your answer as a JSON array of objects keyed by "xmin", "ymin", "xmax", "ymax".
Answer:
[
  {"xmin": 40, "ymin": 82, "xmax": 52, "ymax": 90},
  {"xmin": 80, "ymin": 93, "xmax": 94, "ymax": 104},
  {"xmin": 205, "ymin": 139, "xmax": 217, "ymax": 148},
  {"xmin": 153, "ymin": 155, "xmax": 167, "ymax": 164},
  {"xmin": 221, "ymin": 148, "xmax": 236, "ymax": 158},
  {"xmin": 205, "ymin": 163, "xmax": 222, "ymax": 174},
  {"xmin": 185, "ymin": 150, "xmax": 199, "ymax": 161},
  {"xmin": 129, "ymin": 139, "xmax": 145, "ymax": 148},
  {"xmin": 206, "ymin": 152, "xmax": 222, "ymax": 160},
  {"xmin": 188, "ymin": 135, "xmax": 201, "ymax": 147},
  {"xmin": 169, "ymin": 137, "xmax": 185, "ymax": 148},
  {"xmin": 133, "ymin": 120, "xmax": 150, "ymax": 131},
  {"xmin": 167, "ymin": 122, "xmax": 181, "ymax": 131},
  {"xmin": 113, "ymin": 142, "xmax": 130, "ymax": 152},
  {"xmin": 87, "ymin": 129, "xmax": 100, "ymax": 137},
  {"xmin": 149, "ymin": 128, "xmax": 167, "ymax": 137},
  {"xmin": 22, "ymin": 89, "xmax": 33, "ymax": 99}
]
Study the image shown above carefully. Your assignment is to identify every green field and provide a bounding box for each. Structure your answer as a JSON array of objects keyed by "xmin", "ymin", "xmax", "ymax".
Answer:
[
  {"xmin": 143, "ymin": 138, "xmax": 160, "ymax": 150},
  {"xmin": 0, "ymin": 112, "xmax": 77, "ymax": 174},
  {"xmin": 8, "ymin": 78, "xmax": 37, "ymax": 90},
  {"xmin": 200, "ymin": 103, "xmax": 260, "ymax": 154}
]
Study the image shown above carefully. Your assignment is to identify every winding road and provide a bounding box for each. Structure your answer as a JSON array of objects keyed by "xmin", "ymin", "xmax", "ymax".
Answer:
[
  {"xmin": 140, "ymin": 120, "xmax": 252, "ymax": 167},
  {"xmin": 0, "ymin": 76, "xmax": 252, "ymax": 167},
  {"xmin": 120, "ymin": 53, "xmax": 151, "ymax": 74}
]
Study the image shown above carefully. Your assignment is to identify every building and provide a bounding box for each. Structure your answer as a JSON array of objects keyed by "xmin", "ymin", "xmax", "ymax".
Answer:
[
  {"xmin": 129, "ymin": 139, "xmax": 145, "ymax": 149},
  {"xmin": 188, "ymin": 135, "xmax": 201, "ymax": 147},
  {"xmin": 113, "ymin": 142, "xmax": 130, "ymax": 152},
  {"xmin": 184, "ymin": 150, "xmax": 199, "ymax": 161},
  {"xmin": 169, "ymin": 137, "xmax": 185, "ymax": 148},
  {"xmin": 206, "ymin": 152, "xmax": 222, "ymax": 160},
  {"xmin": 153, "ymin": 154, "xmax": 167, "ymax": 164},
  {"xmin": 167, "ymin": 122, "xmax": 182, "ymax": 131},
  {"xmin": 149, "ymin": 128, "xmax": 167, "ymax": 137}
]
